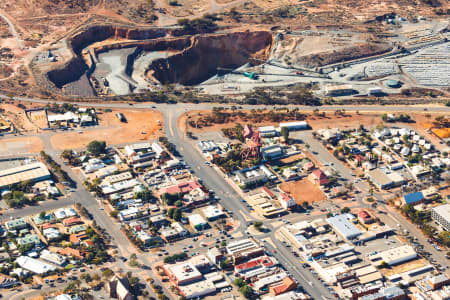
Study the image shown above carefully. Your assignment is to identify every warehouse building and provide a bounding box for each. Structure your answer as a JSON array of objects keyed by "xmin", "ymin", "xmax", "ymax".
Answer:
[
  {"xmin": 324, "ymin": 84, "xmax": 353, "ymax": 96},
  {"xmin": 0, "ymin": 162, "xmax": 51, "ymax": 189},
  {"xmin": 327, "ymin": 214, "xmax": 361, "ymax": 240},
  {"xmin": 279, "ymin": 121, "xmax": 308, "ymax": 131},
  {"xmin": 369, "ymin": 245, "xmax": 417, "ymax": 266},
  {"xmin": 431, "ymin": 204, "xmax": 450, "ymax": 231}
]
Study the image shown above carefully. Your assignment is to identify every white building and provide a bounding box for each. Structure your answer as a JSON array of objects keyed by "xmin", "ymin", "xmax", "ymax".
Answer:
[
  {"xmin": 369, "ymin": 245, "xmax": 417, "ymax": 266},
  {"xmin": 16, "ymin": 256, "xmax": 56, "ymax": 274},
  {"xmin": 40, "ymin": 249, "xmax": 66, "ymax": 266},
  {"xmin": 258, "ymin": 126, "xmax": 277, "ymax": 137},
  {"xmin": 279, "ymin": 121, "xmax": 308, "ymax": 131},
  {"xmin": 278, "ymin": 193, "xmax": 296, "ymax": 209}
]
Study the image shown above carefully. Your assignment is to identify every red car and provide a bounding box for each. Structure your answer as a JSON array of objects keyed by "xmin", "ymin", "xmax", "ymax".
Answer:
[{"xmin": 272, "ymin": 250, "xmax": 277, "ymax": 254}]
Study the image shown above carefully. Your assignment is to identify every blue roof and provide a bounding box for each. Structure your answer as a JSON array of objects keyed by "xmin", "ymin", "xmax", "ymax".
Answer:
[{"xmin": 404, "ymin": 192, "xmax": 424, "ymax": 205}]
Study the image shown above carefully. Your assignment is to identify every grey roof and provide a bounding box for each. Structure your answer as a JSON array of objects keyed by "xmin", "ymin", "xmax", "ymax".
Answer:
[
  {"xmin": 327, "ymin": 214, "xmax": 361, "ymax": 239},
  {"xmin": 432, "ymin": 204, "xmax": 450, "ymax": 223}
]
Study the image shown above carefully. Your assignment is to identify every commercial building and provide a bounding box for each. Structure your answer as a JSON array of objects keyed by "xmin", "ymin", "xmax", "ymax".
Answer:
[
  {"xmin": 431, "ymin": 204, "xmax": 450, "ymax": 231},
  {"xmin": 188, "ymin": 214, "xmax": 208, "ymax": 231},
  {"xmin": 16, "ymin": 256, "xmax": 56, "ymax": 274},
  {"xmin": 226, "ymin": 238, "xmax": 264, "ymax": 264},
  {"xmin": 278, "ymin": 193, "xmax": 296, "ymax": 210},
  {"xmin": 234, "ymin": 255, "xmax": 278, "ymax": 275},
  {"xmin": 403, "ymin": 192, "xmax": 425, "ymax": 205},
  {"xmin": 279, "ymin": 121, "xmax": 308, "ymax": 131},
  {"xmin": 236, "ymin": 167, "xmax": 269, "ymax": 188},
  {"xmin": 308, "ymin": 169, "xmax": 329, "ymax": 186},
  {"xmin": 325, "ymin": 84, "xmax": 353, "ymax": 96},
  {"xmin": 369, "ymin": 245, "xmax": 417, "ymax": 266},
  {"xmin": 165, "ymin": 262, "xmax": 203, "ymax": 285},
  {"xmin": 360, "ymin": 286, "xmax": 406, "ymax": 300},
  {"xmin": 367, "ymin": 169, "xmax": 393, "ymax": 190},
  {"xmin": 202, "ymin": 205, "xmax": 225, "ymax": 221},
  {"xmin": 327, "ymin": 214, "xmax": 361, "ymax": 240},
  {"xmin": 258, "ymin": 126, "xmax": 277, "ymax": 137},
  {"xmin": 0, "ymin": 162, "xmax": 51, "ymax": 189},
  {"xmin": 262, "ymin": 145, "xmax": 283, "ymax": 161}
]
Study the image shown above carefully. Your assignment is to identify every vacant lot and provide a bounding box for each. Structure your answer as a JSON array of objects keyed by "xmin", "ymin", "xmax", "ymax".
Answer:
[
  {"xmin": 380, "ymin": 258, "xmax": 428, "ymax": 277},
  {"xmin": 280, "ymin": 178, "xmax": 325, "ymax": 204},
  {"xmin": 50, "ymin": 109, "xmax": 163, "ymax": 150},
  {"xmin": 0, "ymin": 136, "xmax": 44, "ymax": 154}
]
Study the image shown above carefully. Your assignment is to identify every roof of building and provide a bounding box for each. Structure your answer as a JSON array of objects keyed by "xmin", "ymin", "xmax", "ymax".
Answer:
[
  {"xmin": 404, "ymin": 192, "xmax": 424, "ymax": 205},
  {"xmin": 327, "ymin": 214, "xmax": 361, "ymax": 239},
  {"xmin": 188, "ymin": 214, "xmax": 207, "ymax": 226},
  {"xmin": 166, "ymin": 261, "xmax": 202, "ymax": 282},
  {"xmin": 161, "ymin": 180, "xmax": 202, "ymax": 195},
  {"xmin": 432, "ymin": 204, "xmax": 450, "ymax": 222},
  {"xmin": 0, "ymin": 162, "xmax": 50, "ymax": 188},
  {"xmin": 16, "ymin": 256, "xmax": 56, "ymax": 274}
]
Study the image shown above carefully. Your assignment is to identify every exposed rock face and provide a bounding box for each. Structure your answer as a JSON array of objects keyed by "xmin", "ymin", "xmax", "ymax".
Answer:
[
  {"xmin": 149, "ymin": 31, "xmax": 273, "ymax": 85},
  {"xmin": 43, "ymin": 25, "xmax": 272, "ymax": 95}
]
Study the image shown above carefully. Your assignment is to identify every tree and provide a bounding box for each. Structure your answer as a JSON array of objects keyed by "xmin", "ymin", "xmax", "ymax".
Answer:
[
  {"xmin": 438, "ymin": 231, "xmax": 450, "ymax": 247},
  {"xmin": 39, "ymin": 211, "xmax": 46, "ymax": 220},
  {"xmin": 234, "ymin": 278, "xmax": 246, "ymax": 287},
  {"xmin": 102, "ymin": 268, "xmax": 114, "ymax": 279},
  {"xmin": 239, "ymin": 285, "xmax": 253, "ymax": 299},
  {"xmin": 281, "ymin": 127, "xmax": 289, "ymax": 142},
  {"xmin": 110, "ymin": 210, "xmax": 119, "ymax": 218},
  {"xmin": 173, "ymin": 208, "xmax": 182, "ymax": 221},
  {"xmin": 340, "ymin": 207, "xmax": 351, "ymax": 214},
  {"xmin": 87, "ymin": 140, "xmax": 106, "ymax": 156},
  {"xmin": 253, "ymin": 221, "xmax": 263, "ymax": 231}
]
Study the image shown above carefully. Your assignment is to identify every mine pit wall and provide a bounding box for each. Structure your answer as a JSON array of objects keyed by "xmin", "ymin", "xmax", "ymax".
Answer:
[
  {"xmin": 42, "ymin": 26, "xmax": 272, "ymax": 95},
  {"xmin": 149, "ymin": 31, "xmax": 274, "ymax": 85}
]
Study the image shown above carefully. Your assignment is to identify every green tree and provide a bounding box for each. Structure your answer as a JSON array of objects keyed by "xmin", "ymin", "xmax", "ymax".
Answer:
[
  {"xmin": 87, "ymin": 140, "xmax": 106, "ymax": 156},
  {"xmin": 281, "ymin": 126, "xmax": 289, "ymax": 142},
  {"xmin": 340, "ymin": 207, "xmax": 351, "ymax": 214},
  {"xmin": 39, "ymin": 211, "xmax": 46, "ymax": 220},
  {"xmin": 239, "ymin": 285, "xmax": 253, "ymax": 299},
  {"xmin": 253, "ymin": 221, "xmax": 263, "ymax": 232},
  {"xmin": 234, "ymin": 278, "xmax": 246, "ymax": 287}
]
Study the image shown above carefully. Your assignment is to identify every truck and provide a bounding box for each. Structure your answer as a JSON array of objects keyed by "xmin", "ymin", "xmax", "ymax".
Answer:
[{"xmin": 243, "ymin": 72, "xmax": 257, "ymax": 80}]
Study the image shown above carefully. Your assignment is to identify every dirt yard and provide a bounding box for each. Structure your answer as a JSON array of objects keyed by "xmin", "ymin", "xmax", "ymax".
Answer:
[
  {"xmin": 280, "ymin": 178, "xmax": 326, "ymax": 204},
  {"xmin": 380, "ymin": 258, "xmax": 428, "ymax": 277},
  {"xmin": 50, "ymin": 109, "xmax": 163, "ymax": 150},
  {"xmin": 0, "ymin": 103, "xmax": 39, "ymax": 133},
  {"xmin": 0, "ymin": 136, "xmax": 44, "ymax": 154},
  {"xmin": 28, "ymin": 109, "xmax": 48, "ymax": 129}
]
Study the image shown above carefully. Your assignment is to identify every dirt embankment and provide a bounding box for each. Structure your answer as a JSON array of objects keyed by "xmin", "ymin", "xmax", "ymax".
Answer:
[
  {"xmin": 149, "ymin": 31, "xmax": 273, "ymax": 85},
  {"xmin": 295, "ymin": 43, "xmax": 392, "ymax": 68}
]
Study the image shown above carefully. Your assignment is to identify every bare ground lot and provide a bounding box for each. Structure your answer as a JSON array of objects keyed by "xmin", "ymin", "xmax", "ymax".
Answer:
[
  {"xmin": 50, "ymin": 109, "xmax": 163, "ymax": 150},
  {"xmin": 280, "ymin": 178, "xmax": 326, "ymax": 204},
  {"xmin": 0, "ymin": 136, "xmax": 44, "ymax": 154},
  {"xmin": 0, "ymin": 103, "xmax": 39, "ymax": 133}
]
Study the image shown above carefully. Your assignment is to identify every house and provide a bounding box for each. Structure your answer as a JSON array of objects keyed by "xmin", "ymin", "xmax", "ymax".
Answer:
[
  {"xmin": 59, "ymin": 248, "xmax": 86, "ymax": 260},
  {"xmin": 278, "ymin": 193, "xmax": 296, "ymax": 210},
  {"xmin": 358, "ymin": 210, "xmax": 374, "ymax": 224},
  {"xmin": 262, "ymin": 145, "xmax": 283, "ymax": 161},
  {"xmin": 70, "ymin": 232, "xmax": 88, "ymax": 245},
  {"xmin": 18, "ymin": 234, "xmax": 41, "ymax": 247},
  {"xmin": 62, "ymin": 217, "xmax": 83, "ymax": 227},
  {"xmin": 308, "ymin": 170, "xmax": 329, "ymax": 186},
  {"xmin": 5, "ymin": 218, "xmax": 27, "ymax": 231},
  {"xmin": 40, "ymin": 249, "xmax": 66, "ymax": 266},
  {"xmin": 403, "ymin": 192, "xmax": 425, "ymax": 205},
  {"xmin": 105, "ymin": 274, "xmax": 134, "ymax": 300}
]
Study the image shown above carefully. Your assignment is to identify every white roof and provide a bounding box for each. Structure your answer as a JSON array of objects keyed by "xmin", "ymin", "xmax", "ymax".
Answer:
[
  {"xmin": 47, "ymin": 111, "xmax": 79, "ymax": 122},
  {"xmin": 188, "ymin": 214, "xmax": 207, "ymax": 226},
  {"xmin": 0, "ymin": 162, "xmax": 50, "ymax": 188},
  {"xmin": 258, "ymin": 126, "xmax": 276, "ymax": 132},
  {"xmin": 16, "ymin": 256, "xmax": 56, "ymax": 274}
]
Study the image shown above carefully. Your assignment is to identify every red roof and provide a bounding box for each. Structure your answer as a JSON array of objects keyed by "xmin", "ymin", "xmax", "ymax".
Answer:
[
  {"xmin": 263, "ymin": 187, "xmax": 275, "ymax": 199},
  {"xmin": 161, "ymin": 180, "xmax": 201, "ymax": 195},
  {"xmin": 279, "ymin": 193, "xmax": 292, "ymax": 202},
  {"xmin": 271, "ymin": 277, "xmax": 297, "ymax": 295},
  {"xmin": 358, "ymin": 210, "xmax": 371, "ymax": 220},
  {"xmin": 70, "ymin": 232, "xmax": 87, "ymax": 244},
  {"xmin": 63, "ymin": 217, "xmax": 83, "ymax": 227},
  {"xmin": 235, "ymin": 256, "xmax": 275, "ymax": 272},
  {"xmin": 42, "ymin": 224, "xmax": 55, "ymax": 230},
  {"xmin": 354, "ymin": 155, "xmax": 365, "ymax": 162},
  {"xmin": 312, "ymin": 170, "xmax": 329, "ymax": 185},
  {"xmin": 59, "ymin": 247, "xmax": 86, "ymax": 259}
]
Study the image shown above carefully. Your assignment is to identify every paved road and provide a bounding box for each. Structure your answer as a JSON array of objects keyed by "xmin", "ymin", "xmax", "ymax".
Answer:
[{"xmin": 162, "ymin": 107, "xmax": 336, "ymax": 298}]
